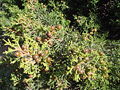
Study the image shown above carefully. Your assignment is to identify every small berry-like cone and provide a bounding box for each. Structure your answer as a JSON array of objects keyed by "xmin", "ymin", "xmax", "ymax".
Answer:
[
  {"xmin": 43, "ymin": 39, "xmax": 48, "ymax": 42},
  {"xmin": 21, "ymin": 45, "xmax": 28, "ymax": 51},
  {"xmin": 83, "ymin": 37, "xmax": 89, "ymax": 41},
  {"xmin": 38, "ymin": 51, "xmax": 42, "ymax": 55},
  {"xmin": 14, "ymin": 51, "xmax": 22, "ymax": 57},
  {"xmin": 28, "ymin": 74, "xmax": 33, "ymax": 78},
  {"xmin": 83, "ymin": 49, "xmax": 90, "ymax": 53},
  {"xmin": 38, "ymin": 51, "xmax": 44, "ymax": 57},
  {"xmin": 92, "ymin": 28, "xmax": 97, "ymax": 32},
  {"xmin": 46, "ymin": 32, "xmax": 52, "ymax": 38},
  {"xmin": 35, "ymin": 58, "xmax": 40, "ymax": 63},
  {"xmin": 85, "ymin": 57, "xmax": 90, "ymax": 61},
  {"xmin": 90, "ymin": 32, "xmax": 94, "ymax": 35},
  {"xmin": 87, "ymin": 72, "xmax": 93, "ymax": 76},
  {"xmin": 32, "ymin": 54, "xmax": 39, "ymax": 60},
  {"xmin": 79, "ymin": 70, "xmax": 85, "ymax": 74},
  {"xmin": 99, "ymin": 52, "xmax": 104, "ymax": 56},
  {"xmin": 48, "ymin": 41, "xmax": 53, "ymax": 46},
  {"xmin": 56, "ymin": 25, "xmax": 62, "ymax": 30},
  {"xmin": 50, "ymin": 26, "xmax": 55, "ymax": 31},
  {"xmin": 43, "ymin": 5, "xmax": 46, "ymax": 8},
  {"xmin": 46, "ymin": 57, "xmax": 52, "ymax": 63},
  {"xmin": 36, "ymin": 37, "xmax": 42, "ymax": 42},
  {"xmin": 45, "ymin": 50, "xmax": 49, "ymax": 55}
]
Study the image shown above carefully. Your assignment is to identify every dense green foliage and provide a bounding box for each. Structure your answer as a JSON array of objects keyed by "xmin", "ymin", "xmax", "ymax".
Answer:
[{"xmin": 0, "ymin": 0, "xmax": 120, "ymax": 90}]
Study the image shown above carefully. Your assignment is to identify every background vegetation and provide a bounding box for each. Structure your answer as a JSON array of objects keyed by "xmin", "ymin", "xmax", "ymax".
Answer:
[{"xmin": 0, "ymin": 0, "xmax": 120, "ymax": 90}]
